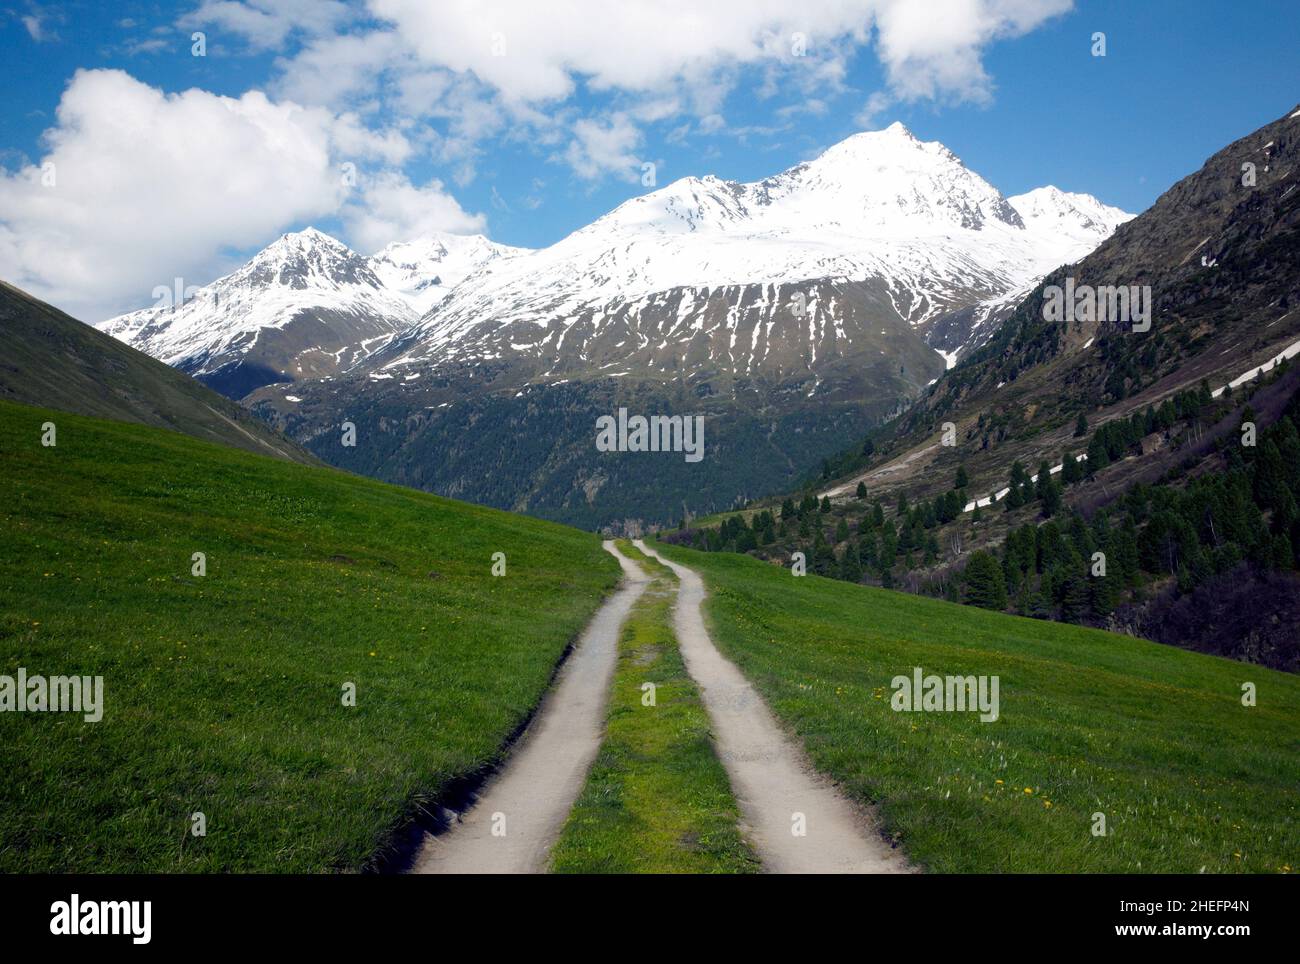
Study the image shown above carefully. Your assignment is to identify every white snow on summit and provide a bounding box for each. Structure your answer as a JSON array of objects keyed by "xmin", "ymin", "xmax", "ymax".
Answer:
[
  {"xmin": 369, "ymin": 233, "xmax": 528, "ymax": 316},
  {"xmin": 385, "ymin": 124, "xmax": 1133, "ymax": 370}
]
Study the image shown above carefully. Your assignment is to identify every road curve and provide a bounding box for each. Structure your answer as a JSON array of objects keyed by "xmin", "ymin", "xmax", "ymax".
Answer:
[
  {"xmin": 411, "ymin": 541, "xmax": 648, "ymax": 874},
  {"xmin": 634, "ymin": 539, "xmax": 911, "ymax": 874}
]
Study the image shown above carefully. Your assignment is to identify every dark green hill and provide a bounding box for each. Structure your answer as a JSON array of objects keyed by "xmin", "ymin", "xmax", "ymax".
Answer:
[{"xmin": 0, "ymin": 280, "xmax": 313, "ymax": 464}]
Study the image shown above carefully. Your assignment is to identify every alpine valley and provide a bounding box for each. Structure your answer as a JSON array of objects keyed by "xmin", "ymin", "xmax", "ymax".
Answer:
[{"xmin": 100, "ymin": 124, "xmax": 1131, "ymax": 528}]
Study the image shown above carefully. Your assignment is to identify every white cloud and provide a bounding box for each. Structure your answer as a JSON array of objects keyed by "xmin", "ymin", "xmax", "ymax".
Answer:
[
  {"xmin": 366, "ymin": 0, "xmax": 1070, "ymax": 107},
  {"xmin": 872, "ymin": 0, "xmax": 1073, "ymax": 103},
  {"xmin": 331, "ymin": 112, "xmax": 412, "ymax": 166},
  {"xmin": 355, "ymin": 0, "xmax": 1069, "ymax": 178},
  {"xmin": 564, "ymin": 114, "xmax": 643, "ymax": 182},
  {"xmin": 271, "ymin": 29, "xmax": 407, "ymax": 108},
  {"xmin": 194, "ymin": 0, "xmax": 1072, "ymax": 183},
  {"xmin": 342, "ymin": 172, "xmax": 485, "ymax": 253},
  {"xmin": 369, "ymin": 0, "xmax": 824, "ymax": 103},
  {"xmin": 854, "ymin": 90, "xmax": 893, "ymax": 127},
  {"xmin": 0, "ymin": 69, "xmax": 456, "ymax": 321},
  {"xmin": 181, "ymin": 0, "xmax": 354, "ymax": 51}
]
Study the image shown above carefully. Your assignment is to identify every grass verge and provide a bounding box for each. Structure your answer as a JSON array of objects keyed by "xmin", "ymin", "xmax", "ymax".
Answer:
[{"xmin": 651, "ymin": 539, "xmax": 1300, "ymax": 873}]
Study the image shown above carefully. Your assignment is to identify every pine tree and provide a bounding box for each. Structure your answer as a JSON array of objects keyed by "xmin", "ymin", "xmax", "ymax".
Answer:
[
  {"xmin": 963, "ymin": 551, "xmax": 1008, "ymax": 610},
  {"xmin": 1058, "ymin": 555, "xmax": 1089, "ymax": 620},
  {"xmin": 855, "ymin": 481, "xmax": 868, "ymax": 499},
  {"xmin": 859, "ymin": 533, "xmax": 878, "ymax": 567},
  {"xmin": 1253, "ymin": 439, "xmax": 1289, "ymax": 514},
  {"xmin": 1062, "ymin": 451, "xmax": 1082, "ymax": 485},
  {"xmin": 879, "ymin": 522, "xmax": 898, "ymax": 570},
  {"xmin": 924, "ymin": 533, "xmax": 940, "ymax": 566},
  {"xmin": 1041, "ymin": 478, "xmax": 1062, "ymax": 517},
  {"xmin": 955, "ymin": 465, "xmax": 969, "ymax": 489},
  {"xmin": 1035, "ymin": 461, "xmax": 1053, "ymax": 501},
  {"xmin": 1074, "ymin": 412, "xmax": 1089, "ymax": 437},
  {"xmin": 839, "ymin": 544, "xmax": 863, "ymax": 583},
  {"xmin": 1086, "ymin": 432, "xmax": 1108, "ymax": 473}
]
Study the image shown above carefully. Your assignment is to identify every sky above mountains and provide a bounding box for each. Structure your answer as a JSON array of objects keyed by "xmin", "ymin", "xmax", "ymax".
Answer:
[{"xmin": 1, "ymin": 0, "xmax": 1298, "ymax": 323}]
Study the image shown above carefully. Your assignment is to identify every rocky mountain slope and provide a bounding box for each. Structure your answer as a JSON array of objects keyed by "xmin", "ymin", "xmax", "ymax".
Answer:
[
  {"xmin": 823, "ymin": 104, "xmax": 1300, "ymax": 509},
  {"xmin": 686, "ymin": 103, "xmax": 1300, "ymax": 668}
]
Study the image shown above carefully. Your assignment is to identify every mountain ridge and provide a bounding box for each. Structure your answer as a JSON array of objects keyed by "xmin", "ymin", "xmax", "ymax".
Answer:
[{"xmin": 97, "ymin": 123, "xmax": 1133, "ymax": 528}]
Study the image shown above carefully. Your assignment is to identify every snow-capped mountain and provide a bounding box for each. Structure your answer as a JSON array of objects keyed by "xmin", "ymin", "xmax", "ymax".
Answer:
[
  {"xmin": 237, "ymin": 124, "xmax": 1132, "ymax": 530},
  {"xmin": 1008, "ymin": 185, "xmax": 1133, "ymax": 251},
  {"xmin": 375, "ymin": 123, "xmax": 1132, "ymax": 382},
  {"xmin": 98, "ymin": 228, "xmax": 517, "ymax": 399},
  {"xmin": 369, "ymin": 233, "xmax": 529, "ymax": 316}
]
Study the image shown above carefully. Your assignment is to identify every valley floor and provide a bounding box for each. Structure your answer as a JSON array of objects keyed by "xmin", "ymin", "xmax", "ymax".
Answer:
[{"xmin": 5, "ymin": 399, "xmax": 1295, "ymax": 874}]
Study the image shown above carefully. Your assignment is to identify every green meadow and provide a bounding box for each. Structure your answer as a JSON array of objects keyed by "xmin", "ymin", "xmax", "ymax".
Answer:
[
  {"xmin": 0, "ymin": 400, "xmax": 620, "ymax": 872},
  {"xmin": 652, "ymin": 540, "xmax": 1300, "ymax": 874}
]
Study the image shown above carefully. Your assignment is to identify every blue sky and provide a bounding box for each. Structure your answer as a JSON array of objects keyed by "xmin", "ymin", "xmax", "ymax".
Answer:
[{"xmin": 1, "ymin": 0, "xmax": 1298, "ymax": 321}]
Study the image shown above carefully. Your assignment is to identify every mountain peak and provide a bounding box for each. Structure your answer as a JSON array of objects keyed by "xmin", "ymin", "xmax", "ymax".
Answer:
[
  {"xmin": 790, "ymin": 125, "xmax": 1022, "ymax": 232},
  {"xmin": 1008, "ymin": 186, "xmax": 1134, "ymax": 247},
  {"xmin": 267, "ymin": 226, "xmax": 348, "ymax": 251},
  {"xmin": 369, "ymin": 232, "xmax": 530, "ymax": 317}
]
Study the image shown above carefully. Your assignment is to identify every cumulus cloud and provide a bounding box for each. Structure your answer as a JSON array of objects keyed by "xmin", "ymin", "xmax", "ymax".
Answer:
[
  {"xmin": 270, "ymin": 29, "xmax": 408, "ymax": 109},
  {"xmin": 564, "ymin": 114, "xmax": 644, "ymax": 182},
  {"xmin": 369, "ymin": 0, "xmax": 840, "ymax": 104},
  {"xmin": 0, "ymin": 69, "xmax": 474, "ymax": 321},
  {"xmin": 342, "ymin": 171, "xmax": 485, "ymax": 252},
  {"xmin": 341, "ymin": 0, "xmax": 1070, "ymax": 178},
  {"xmin": 192, "ymin": 0, "xmax": 1073, "ymax": 182},
  {"xmin": 367, "ymin": 0, "xmax": 1069, "ymax": 106},
  {"xmin": 872, "ymin": 0, "xmax": 1072, "ymax": 103}
]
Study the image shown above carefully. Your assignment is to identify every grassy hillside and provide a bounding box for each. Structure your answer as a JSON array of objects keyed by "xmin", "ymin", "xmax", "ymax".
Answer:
[
  {"xmin": 550, "ymin": 543, "xmax": 758, "ymax": 874},
  {"xmin": 0, "ymin": 399, "xmax": 620, "ymax": 872},
  {"xmin": 0, "ymin": 280, "xmax": 312, "ymax": 464},
  {"xmin": 652, "ymin": 540, "xmax": 1299, "ymax": 873}
]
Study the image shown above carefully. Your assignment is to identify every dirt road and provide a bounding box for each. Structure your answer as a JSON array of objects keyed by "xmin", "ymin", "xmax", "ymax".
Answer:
[
  {"xmin": 411, "ymin": 541, "xmax": 648, "ymax": 874},
  {"xmin": 634, "ymin": 540, "xmax": 910, "ymax": 874}
]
